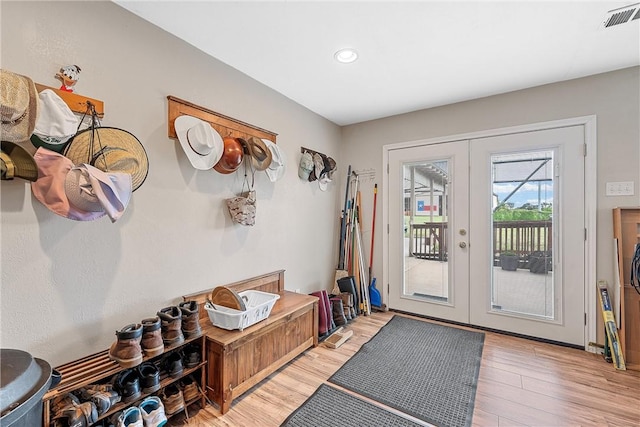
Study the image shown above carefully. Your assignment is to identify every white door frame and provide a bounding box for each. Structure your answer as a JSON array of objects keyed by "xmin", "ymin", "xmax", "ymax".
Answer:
[{"xmin": 382, "ymin": 115, "xmax": 597, "ymax": 351}]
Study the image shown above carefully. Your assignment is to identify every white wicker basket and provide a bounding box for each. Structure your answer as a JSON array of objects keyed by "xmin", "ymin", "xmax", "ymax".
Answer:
[{"xmin": 204, "ymin": 290, "xmax": 280, "ymax": 331}]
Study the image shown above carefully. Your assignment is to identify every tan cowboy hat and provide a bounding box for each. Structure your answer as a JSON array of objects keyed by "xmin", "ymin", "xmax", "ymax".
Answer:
[
  {"xmin": 64, "ymin": 127, "xmax": 149, "ymax": 191},
  {"xmin": 247, "ymin": 136, "xmax": 273, "ymax": 171},
  {"xmin": 0, "ymin": 69, "xmax": 38, "ymax": 145},
  {"xmin": 1, "ymin": 140, "xmax": 38, "ymax": 181}
]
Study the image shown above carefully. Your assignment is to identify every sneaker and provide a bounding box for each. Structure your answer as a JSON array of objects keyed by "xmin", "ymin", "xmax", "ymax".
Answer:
[
  {"xmin": 157, "ymin": 306, "xmax": 184, "ymax": 347},
  {"xmin": 137, "ymin": 362, "xmax": 160, "ymax": 394},
  {"xmin": 163, "ymin": 351, "xmax": 183, "ymax": 378},
  {"xmin": 77, "ymin": 383, "xmax": 121, "ymax": 415},
  {"xmin": 141, "ymin": 317, "xmax": 164, "ymax": 358},
  {"xmin": 113, "ymin": 368, "xmax": 141, "ymax": 403},
  {"xmin": 178, "ymin": 300, "xmax": 202, "ymax": 338},
  {"xmin": 111, "ymin": 406, "xmax": 144, "ymax": 427},
  {"xmin": 109, "ymin": 323, "xmax": 143, "ymax": 369},
  {"xmin": 180, "ymin": 375, "xmax": 200, "ymax": 402},
  {"xmin": 52, "ymin": 398, "xmax": 98, "ymax": 427},
  {"xmin": 139, "ymin": 396, "xmax": 168, "ymax": 427},
  {"xmin": 182, "ymin": 343, "xmax": 201, "ymax": 368},
  {"xmin": 160, "ymin": 384, "xmax": 184, "ymax": 416}
]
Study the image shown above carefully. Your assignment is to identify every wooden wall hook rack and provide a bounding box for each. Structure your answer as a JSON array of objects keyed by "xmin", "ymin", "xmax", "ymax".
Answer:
[
  {"xmin": 300, "ymin": 146, "xmax": 330, "ymax": 159},
  {"xmin": 35, "ymin": 83, "xmax": 104, "ymax": 117},
  {"xmin": 167, "ymin": 96, "xmax": 277, "ymax": 143}
]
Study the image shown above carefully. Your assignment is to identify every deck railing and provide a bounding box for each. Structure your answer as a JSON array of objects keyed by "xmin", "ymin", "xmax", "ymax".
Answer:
[{"xmin": 409, "ymin": 220, "xmax": 552, "ymax": 263}]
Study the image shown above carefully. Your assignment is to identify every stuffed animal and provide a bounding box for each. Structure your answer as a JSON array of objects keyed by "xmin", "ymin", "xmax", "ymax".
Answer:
[{"xmin": 55, "ymin": 65, "xmax": 81, "ymax": 92}]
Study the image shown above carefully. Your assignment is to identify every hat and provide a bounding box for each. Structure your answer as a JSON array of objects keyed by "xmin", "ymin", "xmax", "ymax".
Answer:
[
  {"xmin": 247, "ymin": 136, "xmax": 273, "ymax": 171},
  {"xmin": 30, "ymin": 89, "xmax": 79, "ymax": 153},
  {"xmin": 174, "ymin": 115, "xmax": 223, "ymax": 170},
  {"xmin": 1, "ymin": 140, "xmax": 38, "ymax": 181},
  {"xmin": 298, "ymin": 151, "xmax": 313, "ymax": 180},
  {"xmin": 308, "ymin": 153, "xmax": 325, "ymax": 182},
  {"xmin": 213, "ymin": 137, "xmax": 244, "ymax": 174},
  {"xmin": 0, "ymin": 69, "xmax": 38, "ymax": 144},
  {"xmin": 31, "ymin": 148, "xmax": 132, "ymax": 222},
  {"xmin": 262, "ymin": 139, "xmax": 285, "ymax": 182},
  {"xmin": 318, "ymin": 155, "xmax": 336, "ymax": 191},
  {"xmin": 64, "ymin": 127, "xmax": 149, "ymax": 191}
]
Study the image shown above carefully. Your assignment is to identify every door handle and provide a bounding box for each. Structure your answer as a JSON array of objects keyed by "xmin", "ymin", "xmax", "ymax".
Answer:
[{"xmin": 459, "ymin": 242, "xmax": 467, "ymax": 248}]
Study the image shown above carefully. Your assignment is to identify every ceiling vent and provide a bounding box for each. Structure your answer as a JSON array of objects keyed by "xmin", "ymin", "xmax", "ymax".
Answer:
[{"xmin": 602, "ymin": 3, "xmax": 640, "ymax": 28}]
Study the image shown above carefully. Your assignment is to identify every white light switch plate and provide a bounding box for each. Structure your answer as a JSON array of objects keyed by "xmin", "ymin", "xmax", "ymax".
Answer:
[{"xmin": 605, "ymin": 181, "xmax": 634, "ymax": 196}]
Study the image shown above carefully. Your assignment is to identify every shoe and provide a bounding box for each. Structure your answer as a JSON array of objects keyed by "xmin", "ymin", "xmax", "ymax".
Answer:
[
  {"xmin": 182, "ymin": 343, "xmax": 201, "ymax": 368},
  {"xmin": 179, "ymin": 300, "xmax": 202, "ymax": 338},
  {"xmin": 109, "ymin": 323, "xmax": 143, "ymax": 368},
  {"xmin": 164, "ymin": 351, "xmax": 183, "ymax": 378},
  {"xmin": 157, "ymin": 306, "xmax": 184, "ymax": 347},
  {"xmin": 160, "ymin": 384, "xmax": 185, "ymax": 416},
  {"xmin": 339, "ymin": 292, "xmax": 353, "ymax": 321},
  {"xmin": 113, "ymin": 368, "xmax": 141, "ymax": 403},
  {"xmin": 111, "ymin": 406, "xmax": 144, "ymax": 427},
  {"xmin": 137, "ymin": 362, "xmax": 161, "ymax": 394},
  {"xmin": 310, "ymin": 291, "xmax": 329, "ymax": 336},
  {"xmin": 52, "ymin": 396, "xmax": 98, "ymax": 427},
  {"xmin": 77, "ymin": 383, "xmax": 121, "ymax": 415},
  {"xmin": 180, "ymin": 375, "xmax": 200, "ymax": 402},
  {"xmin": 139, "ymin": 396, "xmax": 168, "ymax": 427},
  {"xmin": 141, "ymin": 317, "xmax": 164, "ymax": 358},
  {"xmin": 330, "ymin": 297, "xmax": 348, "ymax": 326}
]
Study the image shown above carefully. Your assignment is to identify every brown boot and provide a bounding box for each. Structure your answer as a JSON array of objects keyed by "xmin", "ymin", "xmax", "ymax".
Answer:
[
  {"xmin": 157, "ymin": 306, "xmax": 184, "ymax": 347},
  {"xmin": 109, "ymin": 323, "xmax": 143, "ymax": 368},
  {"xmin": 179, "ymin": 301, "xmax": 202, "ymax": 338},
  {"xmin": 141, "ymin": 317, "xmax": 164, "ymax": 358},
  {"xmin": 330, "ymin": 297, "xmax": 348, "ymax": 327},
  {"xmin": 339, "ymin": 292, "xmax": 353, "ymax": 321}
]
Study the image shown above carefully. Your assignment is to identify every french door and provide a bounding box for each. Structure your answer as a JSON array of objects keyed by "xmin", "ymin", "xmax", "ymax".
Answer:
[{"xmin": 386, "ymin": 125, "xmax": 587, "ymax": 346}]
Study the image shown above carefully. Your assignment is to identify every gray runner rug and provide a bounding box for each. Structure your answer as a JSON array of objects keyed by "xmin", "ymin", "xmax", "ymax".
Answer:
[
  {"xmin": 280, "ymin": 384, "xmax": 424, "ymax": 426},
  {"xmin": 328, "ymin": 315, "xmax": 484, "ymax": 427}
]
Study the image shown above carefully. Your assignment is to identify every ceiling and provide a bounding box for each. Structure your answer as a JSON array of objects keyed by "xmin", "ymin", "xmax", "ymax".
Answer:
[{"xmin": 114, "ymin": 1, "xmax": 640, "ymax": 126}]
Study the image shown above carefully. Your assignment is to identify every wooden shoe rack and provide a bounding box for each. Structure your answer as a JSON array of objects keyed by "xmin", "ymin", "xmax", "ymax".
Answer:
[{"xmin": 42, "ymin": 333, "xmax": 206, "ymax": 426}]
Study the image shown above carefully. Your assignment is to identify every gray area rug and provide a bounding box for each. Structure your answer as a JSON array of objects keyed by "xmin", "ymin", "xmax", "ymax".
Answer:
[
  {"xmin": 329, "ymin": 315, "xmax": 484, "ymax": 427},
  {"xmin": 280, "ymin": 384, "xmax": 423, "ymax": 427}
]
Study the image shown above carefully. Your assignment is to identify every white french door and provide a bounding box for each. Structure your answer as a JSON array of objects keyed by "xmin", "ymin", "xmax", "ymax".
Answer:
[{"xmin": 385, "ymin": 124, "xmax": 587, "ymax": 346}]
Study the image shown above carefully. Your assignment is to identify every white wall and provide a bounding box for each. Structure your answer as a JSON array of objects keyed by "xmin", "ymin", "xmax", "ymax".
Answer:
[
  {"xmin": 342, "ymin": 66, "xmax": 640, "ymax": 342},
  {"xmin": 0, "ymin": 1, "xmax": 342, "ymax": 366}
]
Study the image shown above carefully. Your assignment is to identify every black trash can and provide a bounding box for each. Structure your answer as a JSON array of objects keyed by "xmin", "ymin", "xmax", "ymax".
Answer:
[
  {"xmin": 529, "ymin": 251, "xmax": 552, "ymax": 274},
  {"xmin": 0, "ymin": 349, "xmax": 52, "ymax": 427}
]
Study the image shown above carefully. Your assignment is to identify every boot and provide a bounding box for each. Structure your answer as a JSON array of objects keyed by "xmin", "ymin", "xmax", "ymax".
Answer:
[
  {"xmin": 141, "ymin": 316, "xmax": 164, "ymax": 358},
  {"xmin": 179, "ymin": 300, "xmax": 202, "ymax": 338},
  {"xmin": 320, "ymin": 290, "xmax": 336, "ymax": 333},
  {"xmin": 337, "ymin": 276, "xmax": 359, "ymax": 317},
  {"xmin": 311, "ymin": 291, "xmax": 329, "ymax": 336},
  {"xmin": 157, "ymin": 306, "xmax": 184, "ymax": 347},
  {"xmin": 108, "ymin": 323, "xmax": 143, "ymax": 368},
  {"xmin": 339, "ymin": 292, "xmax": 353, "ymax": 321},
  {"xmin": 330, "ymin": 297, "xmax": 347, "ymax": 326}
]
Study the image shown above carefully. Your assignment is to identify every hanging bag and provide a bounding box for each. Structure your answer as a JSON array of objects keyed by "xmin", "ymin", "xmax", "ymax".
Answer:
[{"xmin": 226, "ymin": 146, "xmax": 256, "ymax": 226}]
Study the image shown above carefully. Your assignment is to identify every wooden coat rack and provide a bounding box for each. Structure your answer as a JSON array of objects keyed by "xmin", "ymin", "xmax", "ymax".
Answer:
[
  {"xmin": 35, "ymin": 83, "xmax": 104, "ymax": 117},
  {"xmin": 167, "ymin": 96, "xmax": 277, "ymax": 143}
]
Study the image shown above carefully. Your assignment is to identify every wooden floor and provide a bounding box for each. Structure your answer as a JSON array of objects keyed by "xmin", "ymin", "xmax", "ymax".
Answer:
[{"xmin": 170, "ymin": 311, "xmax": 640, "ymax": 426}]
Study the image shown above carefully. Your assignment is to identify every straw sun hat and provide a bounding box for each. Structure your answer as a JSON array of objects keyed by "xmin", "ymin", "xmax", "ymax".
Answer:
[
  {"xmin": 64, "ymin": 127, "xmax": 149, "ymax": 191},
  {"xmin": 0, "ymin": 69, "xmax": 38, "ymax": 144}
]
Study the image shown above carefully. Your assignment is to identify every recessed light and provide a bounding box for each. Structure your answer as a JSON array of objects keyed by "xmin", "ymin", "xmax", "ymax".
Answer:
[{"xmin": 334, "ymin": 48, "xmax": 358, "ymax": 64}]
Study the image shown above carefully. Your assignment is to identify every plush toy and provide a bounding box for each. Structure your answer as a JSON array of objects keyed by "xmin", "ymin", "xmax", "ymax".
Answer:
[{"xmin": 55, "ymin": 65, "xmax": 81, "ymax": 92}]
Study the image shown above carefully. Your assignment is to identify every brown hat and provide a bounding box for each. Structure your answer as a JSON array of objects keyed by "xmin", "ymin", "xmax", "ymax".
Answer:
[
  {"xmin": 247, "ymin": 136, "xmax": 272, "ymax": 171},
  {"xmin": 213, "ymin": 137, "xmax": 244, "ymax": 174},
  {"xmin": 64, "ymin": 127, "xmax": 149, "ymax": 191},
  {"xmin": 0, "ymin": 69, "xmax": 38, "ymax": 145},
  {"xmin": 1, "ymin": 140, "xmax": 38, "ymax": 181}
]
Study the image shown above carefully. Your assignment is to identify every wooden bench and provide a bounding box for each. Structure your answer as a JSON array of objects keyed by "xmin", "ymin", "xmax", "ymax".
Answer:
[{"xmin": 183, "ymin": 270, "xmax": 318, "ymax": 414}]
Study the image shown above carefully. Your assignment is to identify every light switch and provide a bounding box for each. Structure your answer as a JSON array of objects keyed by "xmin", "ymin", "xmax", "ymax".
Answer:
[{"xmin": 605, "ymin": 181, "xmax": 635, "ymax": 196}]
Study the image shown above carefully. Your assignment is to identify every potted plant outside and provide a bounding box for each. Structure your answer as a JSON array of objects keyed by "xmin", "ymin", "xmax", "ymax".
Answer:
[{"xmin": 500, "ymin": 251, "xmax": 519, "ymax": 271}]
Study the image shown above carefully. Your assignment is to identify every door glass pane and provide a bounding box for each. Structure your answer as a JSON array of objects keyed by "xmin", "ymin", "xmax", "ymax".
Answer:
[
  {"xmin": 491, "ymin": 150, "xmax": 554, "ymax": 319},
  {"xmin": 403, "ymin": 160, "xmax": 450, "ymax": 302}
]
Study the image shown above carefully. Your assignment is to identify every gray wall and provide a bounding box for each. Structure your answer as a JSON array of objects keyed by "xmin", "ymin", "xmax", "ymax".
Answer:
[
  {"xmin": 342, "ymin": 66, "xmax": 640, "ymax": 341},
  {"xmin": 0, "ymin": 1, "xmax": 342, "ymax": 366}
]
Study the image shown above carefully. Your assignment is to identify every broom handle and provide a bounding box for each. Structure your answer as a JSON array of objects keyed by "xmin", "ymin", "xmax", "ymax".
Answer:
[
  {"xmin": 338, "ymin": 165, "xmax": 352, "ymax": 270},
  {"xmin": 369, "ymin": 183, "xmax": 377, "ymax": 281}
]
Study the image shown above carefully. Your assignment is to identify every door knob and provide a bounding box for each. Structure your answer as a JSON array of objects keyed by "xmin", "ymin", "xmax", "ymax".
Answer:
[{"xmin": 459, "ymin": 242, "xmax": 467, "ymax": 248}]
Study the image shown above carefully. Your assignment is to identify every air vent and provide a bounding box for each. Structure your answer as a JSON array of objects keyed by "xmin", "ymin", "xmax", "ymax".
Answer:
[{"xmin": 602, "ymin": 3, "xmax": 640, "ymax": 28}]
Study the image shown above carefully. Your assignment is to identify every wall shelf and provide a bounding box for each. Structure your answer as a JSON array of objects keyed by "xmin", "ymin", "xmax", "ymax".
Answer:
[{"xmin": 167, "ymin": 96, "xmax": 277, "ymax": 143}]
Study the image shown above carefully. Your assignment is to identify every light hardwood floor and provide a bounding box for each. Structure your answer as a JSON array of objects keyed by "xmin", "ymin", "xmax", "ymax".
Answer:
[{"xmin": 170, "ymin": 311, "xmax": 640, "ymax": 426}]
